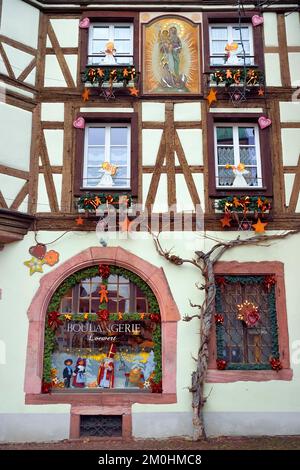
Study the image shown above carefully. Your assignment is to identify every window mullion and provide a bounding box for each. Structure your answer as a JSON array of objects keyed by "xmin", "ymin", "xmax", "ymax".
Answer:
[
  {"xmin": 233, "ymin": 126, "xmax": 240, "ymax": 166},
  {"xmin": 105, "ymin": 126, "xmax": 110, "ymax": 163}
]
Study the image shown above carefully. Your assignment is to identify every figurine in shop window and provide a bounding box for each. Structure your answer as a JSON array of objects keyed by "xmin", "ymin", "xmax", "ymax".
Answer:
[
  {"xmin": 72, "ymin": 357, "xmax": 86, "ymax": 388},
  {"xmin": 63, "ymin": 358, "xmax": 73, "ymax": 388},
  {"xmin": 97, "ymin": 343, "xmax": 116, "ymax": 388}
]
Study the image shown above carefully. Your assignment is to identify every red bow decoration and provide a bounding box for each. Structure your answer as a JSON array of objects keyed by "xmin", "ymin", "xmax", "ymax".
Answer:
[
  {"xmin": 150, "ymin": 379, "xmax": 162, "ymax": 393},
  {"xmin": 97, "ymin": 309, "xmax": 109, "ymax": 321},
  {"xmin": 216, "ymin": 359, "xmax": 227, "ymax": 370},
  {"xmin": 47, "ymin": 311, "xmax": 63, "ymax": 330},
  {"xmin": 99, "ymin": 264, "xmax": 110, "ymax": 279},
  {"xmin": 264, "ymin": 275, "xmax": 276, "ymax": 292},
  {"xmin": 215, "ymin": 276, "xmax": 227, "ymax": 289},
  {"xmin": 215, "ymin": 314, "xmax": 224, "ymax": 325},
  {"xmin": 41, "ymin": 381, "xmax": 52, "ymax": 394},
  {"xmin": 269, "ymin": 357, "xmax": 282, "ymax": 371},
  {"xmin": 150, "ymin": 313, "xmax": 160, "ymax": 323}
]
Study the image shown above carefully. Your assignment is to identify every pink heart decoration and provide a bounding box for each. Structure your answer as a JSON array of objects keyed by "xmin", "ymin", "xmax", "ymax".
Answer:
[
  {"xmin": 258, "ymin": 116, "xmax": 272, "ymax": 130},
  {"xmin": 79, "ymin": 18, "xmax": 90, "ymax": 29},
  {"xmin": 73, "ymin": 117, "xmax": 85, "ymax": 129},
  {"xmin": 252, "ymin": 15, "xmax": 264, "ymax": 27},
  {"xmin": 29, "ymin": 243, "xmax": 47, "ymax": 260}
]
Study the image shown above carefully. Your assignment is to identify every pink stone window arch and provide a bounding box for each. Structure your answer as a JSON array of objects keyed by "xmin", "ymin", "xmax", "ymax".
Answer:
[{"xmin": 24, "ymin": 247, "xmax": 180, "ymax": 402}]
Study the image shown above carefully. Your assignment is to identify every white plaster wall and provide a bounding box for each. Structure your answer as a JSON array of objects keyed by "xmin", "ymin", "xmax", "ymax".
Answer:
[
  {"xmin": 44, "ymin": 130, "xmax": 64, "ymax": 166},
  {"xmin": 281, "ymin": 129, "xmax": 300, "ymax": 166},
  {"xmin": 264, "ymin": 53, "xmax": 282, "ymax": 86},
  {"xmin": 174, "ymin": 102, "xmax": 201, "ymax": 122},
  {"xmin": 65, "ymin": 55, "xmax": 78, "ymax": 85},
  {"xmin": 1, "ymin": 231, "xmax": 300, "ymax": 439},
  {"xmin": 50, "ymin": 19, "xmax": 79, "ymax": 48},
  {"xmin": 177, "ymin": 129, "xmax": 203, "ymax": 165},
  {"xmin": 0, "ymin": 102, "xmax": 32, "ymax": 171},
  {"xmin": 280, "ymin": 102, "xmax": 300, "ymax": 122},
  {"xmin": 288, "ymin": 53, "xmax": 300, "ymax": 87},
  {"xmin": 142, "ymin": 129, "xmax": 163, "ymax": 166},
  {"xmin": 0, "ymin": 0, "xmax": 39, "ymax": 49},
  {"xmin": 263, "ymin": 13, "xmax": 278, "ymax": 47},
  {"xmin": 37, "ymin": 174, "xmax": 50, "ymax": 212},
  {"xmin": 1, "ymin": 44, "xmax": 36, "ymax": 85},
  {"xmin": 285, "ymin": 12, "xmax": 300, "ymax": 46},
  {"xmin": 41, "ymin": 103, "xmax": 64, "ymax": 122},
  {"xmin": 0, "ymin": 174, "xmax": 26, "ymax": 207},
  {"xmin": 44, "ymin": 56, "xmax": 67, "ymax": 87},
  {"xmin": 142, "ymin": 102, "xmax": 165, "ymax": 122},
  {"xmin": 284, "ymin": 173, "xmax": 300, "ymax": 211}
]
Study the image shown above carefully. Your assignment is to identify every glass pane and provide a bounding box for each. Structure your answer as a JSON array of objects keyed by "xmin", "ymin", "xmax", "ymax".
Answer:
[
  {"xmin": 244, "ymin": 167, "xmax": 259, "ymax": 186},
  {"xmin": 218, "ymin": 166, "xmax": 234, "ymax": 186},
  {"xmin": 87, "ymin": 147, "xmax": 105, "ymax": 165},
  {"xmin": 91, "ymin": 282, "xmax": 101, "ymax": 297},
  {"xmin": 114, "ymin": 40, "xmax": 131, "ymax": 54},
  {"xmin": 110, "ymin": 147, "xmax": 128, "ymax": 165},
  {"xmin": 211, "ymin": 27, "xmax": 228, "ymax": 40},
  {"xmin": 108, "ymin": 283, "xmax": 118, "ymax": 295},
  {"xmin": 108, "ymin": 298, "xmax": 118, "ymax": 312},
  {"xmin": 88, "ymin": 128, "xmax": 105, "ymax": 146},
  {"xmin": 61, "ymin": 298, "xmax": 72, "ymax": 313},
  {"xmin": 92, "ymin": 40, "xmax": 107, "ymax": 54},
  {"xmin": 217, "ymin": 147, "xmax": 234, "ymax": 165},
  {"xmin": 239, "ymin": 147, "xmax": 257, "ymax": 165},
  {"xmin": 110, "ymin": 127, "xmax": 128, "ymax": 145},
  {"xmin": 216, "ymin": 127, "xmax": 233, "ymax": 145},
  {"xmin": 79, "ymin": 298, "xmax": 89, "ymax": 313},
  {"xmin": 115, "ymin": 56, "xmax": 133, "ymax": 65},
  {"xmin": 80, "ymin": 282, "xmax": 90, "ymax": 297},
  {"xmin": 119, "ymin": 298, "xmax": 130, "ymax": 312},
  {"xmin": 87, "ymin": 167, "xmax": 102, "ymax": 179},
  {"xmin": 113, "ymin": 166, "xmax": 129, "ymax": 187},
  {"xmin": 119, "ymin": 284, "xmax": 130, "ymax": 299},
  {"xmin": 136, "ymin": 298, "xmax": 147, "ymax": 313},
  {"xmin": 239, "ymin": 127, "xmax": 255, "ymax": 146},
  {"xmin": 91, "ymin": 299, "xmax": 99, "ymax": 313},
  {"xmin": 114, "ymin": 26, "xmax": 131, "ymax": 40},
  {"xmin": 211, "ymin": 40, "xmax": 227, "ymax": 54},
  {"xmin": 232, "ymin": 26, "xmax": 250, "ymax": 40},
  {"xmin": 93, "ymin": 26, "xmax": 110, "ymax": 40}
]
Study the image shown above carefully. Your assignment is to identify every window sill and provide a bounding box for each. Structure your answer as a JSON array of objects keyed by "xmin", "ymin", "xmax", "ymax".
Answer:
[
  {"xmin": 25, "ymin": 392, "xmax": 177, "ymax": 406},
  {"xmin": 206, "ymin": 368, "xmax": 293, "ymax": 383}
]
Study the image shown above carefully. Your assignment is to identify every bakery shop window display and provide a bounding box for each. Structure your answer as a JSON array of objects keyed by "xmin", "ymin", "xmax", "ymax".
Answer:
[{"xmin": 45, "ymin": 267, "xmax": 162, "ymax": 393}]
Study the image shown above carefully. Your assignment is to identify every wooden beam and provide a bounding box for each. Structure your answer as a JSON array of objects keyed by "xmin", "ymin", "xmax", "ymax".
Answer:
[
  {"xmin": 201, "ymin": 101, "xmax": 211, "ymax": 214},
  {"xmin": 0, "ymin": 42, "xmax": 15, "ymax": 79},
  {"xmin": 61, "ymin": 102, "xmax": 74, "ymax": 212},
  {"xmin": 0, "ymin": 191, "xmax": 8, "ymax": 209},
  {"xmin": 39, "ymin": 165, "xmax": 63, "ymax": 174},
  {"xmin": 0, "ymin": 165, "xmax": 29, "ymax": 179},
  {"xmin": 287, "ymin": 155, "xmax": 300, "ymax": 213},
  {"xmin": 36, "ymin": 13, "xmax": 48, "ymax": 89},
  {"xmin": 165, "ymin": 103, "xmax": 176, "ymax": 207},
  {"xmin": 281, "ymin": 123, "xmax": 300, "ymax": 128},
  {"xmin": 143, "ymin": 165, "xmax": 204, "ymax": 174},
  {"xmin": 17, "ymin": 58, "xmax": 36, "ymax": 82},
  {"xmin": 47, "ymin": 22, "xmax": 76, "ymax": 88},
  {"xmin": 10, "ymin": 182, "xmax": 29, "ymax": 210},
  {"xmin": 40, "ymin": 131, "xmax": 60, "ymax": 212},
  {"xmin": 0, "ymin": 34, "xmax": 37, "ymax": 56},
  {"xmin": 28, "ymin": 104, "xmax": 41, "ymax": 214},
  {"xmin": 269, "ymin": 100, "xmax": 286, "ymax": 214},
  {"xmin": 277, "ymin": 14, "xmax": 291, "ymax": 87},
  {"xmin": 41, "ymin": 121, "xmax": 64, "ymax": 129},
  {"xmin": 145, "ymin": 132, "xmax": 166, "ymax": 210},
  {"xmin": 46, "ymin": 47, "xmax": 78, "ymax": 54},
  {"xmin": 175, "ymin": 131, "xmax": 200, "ymax": 207}
]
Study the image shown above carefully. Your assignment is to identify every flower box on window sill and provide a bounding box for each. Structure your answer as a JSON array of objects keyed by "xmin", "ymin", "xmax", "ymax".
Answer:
[
  {"xmin": 208, "ymin": 67, "xmax": 264, "ymax": 88},
  {"xmin": 81, "ymin": 65, "xmax": 138, "ymax": 89},
  {"xmin": 76, "ymin": 193, "xmax": 134, "ymax": 213}
]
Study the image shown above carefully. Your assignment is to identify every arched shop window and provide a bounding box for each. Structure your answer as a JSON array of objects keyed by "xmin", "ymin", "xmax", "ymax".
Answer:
[{"xmin": 43, "ymin": 264, "xmax": 162, "ymax": 394}]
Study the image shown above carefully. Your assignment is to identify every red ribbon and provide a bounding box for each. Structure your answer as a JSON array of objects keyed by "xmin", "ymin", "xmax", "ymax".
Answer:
[{"xmin": 47, "ymin": 311, "xmax": 63, "ymax": 330}]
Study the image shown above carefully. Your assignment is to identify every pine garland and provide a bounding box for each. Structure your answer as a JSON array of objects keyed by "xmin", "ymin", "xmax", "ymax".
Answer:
[
  {"xmin": 77, "ymin": 193, "xmax": 132, "ymax": 212},
  {"xmin": 82, "ymin": 65, "xmax": 137, "ymax": 87},
  {"xmin": 43, "ymin": 265, "xmax": 161, "ymax": 389}
]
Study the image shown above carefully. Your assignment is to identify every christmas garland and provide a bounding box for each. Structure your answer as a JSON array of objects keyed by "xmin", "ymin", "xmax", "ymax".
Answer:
[
  {"xmin": 43, "ymin": 265, "xmax": 161, "ymax": 390},
  {"xmin": 216, "ymin": 196, "xmax": 271, "ymax": 214},
  {"xmin": 82, "ymin": 66, "xmax": 137, "ymax": 87},
  {"xmin": 77, "ymin": 193, "xmax": 132, "ymax": 212},
  {"xmin": 215, "ymin": 275, "xmax": 280, "ymax": 371},
  {"xmin": 211, "ymin": 68, "xmax": 264, "ymax": 87}
]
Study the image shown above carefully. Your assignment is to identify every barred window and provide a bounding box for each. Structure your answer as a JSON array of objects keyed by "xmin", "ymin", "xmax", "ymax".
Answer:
[{"xmin": 215, "ymin": 275, "xmax": 279, "ymax": 370}]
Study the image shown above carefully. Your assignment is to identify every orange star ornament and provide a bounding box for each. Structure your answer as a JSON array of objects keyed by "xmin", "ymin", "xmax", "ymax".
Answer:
[
  {"xmin": 220, "ymin": 213, "xmax": 232, "ymax": 228},
  {"xmin": 75, "ymin": 217, "xmax": 84, "ymax": 226},
  {"xmin": 82, "ymin": 88, "xmax": 90, "ymax": 102},
  {"xmin": 129, "ymin": 87, "xmax": 139, "ymax": 97},
  {"xmin": 206, "ymin": 89, "xmax": 217, "ymax": 107},
  {"xmin": 252, "ymin": 218, "xmax": 268, "ymax": 233}
]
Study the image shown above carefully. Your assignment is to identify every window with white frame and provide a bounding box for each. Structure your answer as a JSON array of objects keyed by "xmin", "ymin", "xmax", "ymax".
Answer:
[
  {"xmin": 88, "ymin": 23, "xmax": 133, "ymax": 65},
  {"xmin": 83, "ymin": 124, "xmax": 131, "ymax": 189},
  {"xmin": 209, "ymin": 24, "xmax": 254, "ymax": 66},
  {"xmin": 214, "ymin": 124, "xmax": 262, "ymax": 188}
]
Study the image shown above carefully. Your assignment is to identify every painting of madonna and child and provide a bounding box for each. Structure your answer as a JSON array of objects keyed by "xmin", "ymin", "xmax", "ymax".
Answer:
[
  {"xmin": 50, "ymin": 275, "xmax": 160, "ymax": 392},
  {"xmin": 143, "ymin": 16, "xmax": 201, "ymax": 95}
]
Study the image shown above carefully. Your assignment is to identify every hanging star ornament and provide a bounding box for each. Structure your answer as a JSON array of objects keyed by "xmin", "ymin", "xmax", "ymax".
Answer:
[
  {"xmin": 24, "ymin": 257, "xmax": 45, "ymax": 275},
  {"xmin": 206, "ymin": 88, "xmax": 217, "ymax": 107},
  {"xmin": 75, "ymin": 216, "xmax": 84, "ymax": 226},
  {"xmin": 228, "ymin": 87, "xmax": 246, "ymax": 106},
  {"xmin": 252, "ymin": 218, "xmax": 268, "ymax": 233},
  {"xmin": 220, "ymin": 213, "xmax": 232, "ymax": 228},
  {"xmin": 129, "ymin": 87, "xmax": 139, "ymax": 97},
  {"xmin": 258, "ymin": 87, "xmax": 265, "ymax": 96},
  {"xmin": 82, "ymin": 88, "xmax": 90, "ymax": 102}
]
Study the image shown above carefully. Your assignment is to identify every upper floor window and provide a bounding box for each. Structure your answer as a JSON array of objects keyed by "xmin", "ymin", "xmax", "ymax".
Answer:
[
  {"xmin": 83, "ymin": 124, "xmax": 131, "ymax": 190},
  {"xmin": 215, "ymin": 124, "xmax": 262, "ymax": 189},
  {"xmin": 88, "ymin": 23, "xmax": 134, "ymax": 66},
  {"xmin": 209, "ymin": 24, "xmax": 254, "ymax": 66}
]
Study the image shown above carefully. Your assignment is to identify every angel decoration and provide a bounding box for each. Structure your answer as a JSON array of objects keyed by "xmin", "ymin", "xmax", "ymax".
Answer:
[
  {"xmin": 102, "ymin": 41, "xmax": 117, "ymax": 65},
  {"xmin": 226, "ymin": 163, "xmax": 249, "ymax": 187},
  {"xmin": 98, "ymin": 162, "xmax": 118, "ymax": 187},
  {"xmin": 225, "ymin": 42, "xmax": 241, "ymax": 66}
]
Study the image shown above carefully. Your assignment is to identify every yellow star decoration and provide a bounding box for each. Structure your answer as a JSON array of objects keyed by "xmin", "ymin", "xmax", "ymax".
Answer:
[
  {"xmin": 24, "ymin": 257, "xmax": 45, "ymax": 275},
  {"xmin": 252, "ymin": 218, "xmax": 268, "ymax": 233},
  {"xmin": 206, "ymin": 89, "xmax": 217, "ymax": 107},
  {"xmin": 82, "ymin": 88, "xmax": 90, "ymax": 102},
  {"xmin": 64, "ymin": 314, "xmax": 72, "ymax": 320}
]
